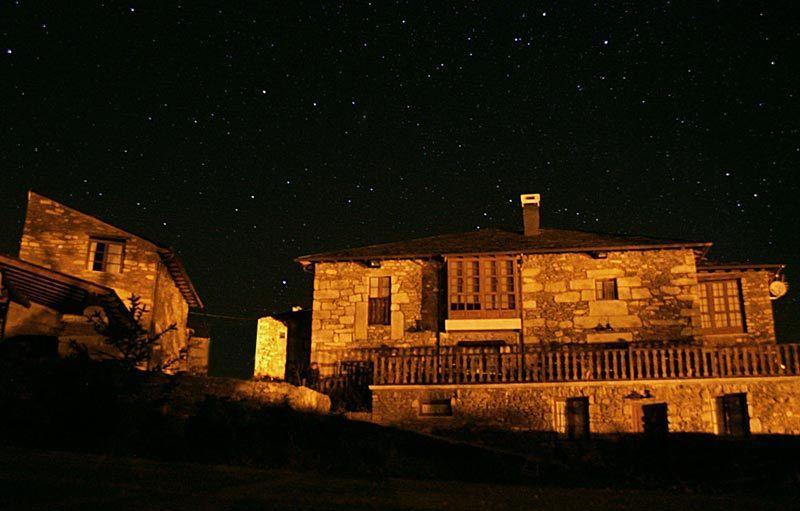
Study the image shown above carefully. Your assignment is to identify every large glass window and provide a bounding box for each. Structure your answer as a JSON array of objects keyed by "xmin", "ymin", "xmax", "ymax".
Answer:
[
  {"xmin": 447, "ymin": 256, "xmax": 518, "ymax": 318},
  {"xmin": 698, "ymin": 279, "xmax": 745, "ymax": 333}
]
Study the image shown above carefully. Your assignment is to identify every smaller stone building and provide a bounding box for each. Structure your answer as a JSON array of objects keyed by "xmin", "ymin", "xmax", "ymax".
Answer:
[
  {"xmin": 253, "ymin": 309, "xmax": 311, "ymax": 383},
  {"xmin": 1, "ymin": 191, "xmax": 209, "ymax": 372}
]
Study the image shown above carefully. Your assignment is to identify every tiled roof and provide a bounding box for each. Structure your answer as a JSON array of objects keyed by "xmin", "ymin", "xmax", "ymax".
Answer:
[{"xmin": 297, "ymin": 228, "xmax": 711, "ymax": 263}]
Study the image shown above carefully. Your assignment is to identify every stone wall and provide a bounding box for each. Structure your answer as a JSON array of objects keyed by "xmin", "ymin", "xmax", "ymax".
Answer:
[
  {"xmin": 371, "ymin": 376, "xmax": 800, "ymax": 435},
  {"xmin": 254, "ymin": 316, "xmax": 289, "ymax": 379},
  {"xmin": 19, "ymin": 192, "xmax": 161, "ymax": 312},
  {"xmin": 698, "ymin": 269, "xmax": 776, "ymax": 345},
  {"xmin": 186, "ymin": 336, "xmax": 210, "ymax": 375},
  {"xmin": 132, "ymin": 374, "xmax": 331, "ymax": 415},
  {"xmin": 521, "ymin": 249, "xmax": 700, "ymax": 344},
  {"xmin": 151, "ymin": 261, "xmax": 190, "ymax": 369},
  {"xmin": 311, "ymin": 260, "xmax": 440, "ymax": 367}
]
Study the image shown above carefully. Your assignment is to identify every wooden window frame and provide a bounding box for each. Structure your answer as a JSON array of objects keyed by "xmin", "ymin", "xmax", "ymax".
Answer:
[
  {"xmin": 368, "ymin": 276, "xmax": 391, "ymax": 326},
  {"xmin": 697, "ymin": 278, "xmax": 746, "ymax": 334},
  {"xmin": 87, "ymin": 237, "xmax": 126, "ymax": 274},
  {"xmin": 595, "ymin": 278, "xmax": 618, "ymax": 300},
  {"xmin": 447, "ymin": 255, "xmax": 519, "ymax": 319},
  {"xmin": 419, "ymin": 399, "xmax": 453, "ymax": 417}
]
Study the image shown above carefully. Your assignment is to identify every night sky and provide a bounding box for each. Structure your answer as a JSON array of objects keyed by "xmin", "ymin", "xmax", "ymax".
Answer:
[{"xmin": 2, "ymin": 2, "xmax": 799, "ymax": 376}]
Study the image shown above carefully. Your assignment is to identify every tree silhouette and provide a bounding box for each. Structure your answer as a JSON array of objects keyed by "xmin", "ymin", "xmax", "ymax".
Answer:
[{"xmin": 83, "ymin": 295, "xmax": 182, "ymax": 371}]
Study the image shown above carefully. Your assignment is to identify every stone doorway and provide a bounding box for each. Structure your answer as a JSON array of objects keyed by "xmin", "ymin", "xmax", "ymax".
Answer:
[
  {"xmin": 720, "ymin": 393, "xmax": 750, "ymax": 437},
  {"xmin": 566, "ymin": 397, "xmax": 590, "ymax": 439},
  {"xmin": 640, "ymin": 403, "xmax": 669, "ymax": 437}
]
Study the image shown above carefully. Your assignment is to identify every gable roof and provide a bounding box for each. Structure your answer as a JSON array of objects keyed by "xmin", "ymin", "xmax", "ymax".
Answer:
[
  {"xmin": 27, "ymin": 191, "xmax": 203, "ymax": 309},
  {"xmin": 297, "ymin": 227, "xmax": 712, "ymax": 263}
]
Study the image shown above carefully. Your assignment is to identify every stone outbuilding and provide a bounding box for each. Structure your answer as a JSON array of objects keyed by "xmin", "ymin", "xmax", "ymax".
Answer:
[{"xmin": 253, "ymin": 308, "xmax": 311, "ymax": 383}]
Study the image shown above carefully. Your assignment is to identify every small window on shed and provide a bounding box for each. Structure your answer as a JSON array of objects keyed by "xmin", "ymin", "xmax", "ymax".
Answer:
[
  {"xmin": 419, "ymin": 399, "xmax": 452, "ymax": 417},
  {"xmin": 595, "ymin": 278, "xmax": 618, "ymax": 300}
]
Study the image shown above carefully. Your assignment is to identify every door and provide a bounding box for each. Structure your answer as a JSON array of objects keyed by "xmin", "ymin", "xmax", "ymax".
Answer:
[
  {"xmin": 641, "ymin": 403, "xmax": 669, "ymax": 438},
  {"xmin": 721, "ymin": 393, "xmax": 750, "ymax": 437},
  {"xmin": 566, "ymin": 397, "xmax": 590, "ymax": 439}
]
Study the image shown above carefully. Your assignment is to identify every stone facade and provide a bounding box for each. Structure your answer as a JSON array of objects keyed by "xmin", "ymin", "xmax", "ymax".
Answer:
[
  {"xmin": 311, "ymin": 260, "xmax": 440, "ymax": 372},
  {"xmin": 309, "ymin": 248, "xmax": 780, "ymax": 373},
  {"xmin": 15, "ymin": 191, "xmax": 197, "ymax": 370},
  {"xmin": 371, "ymin": 376, "xmax": 800, "ymax": 435},
  {"xmin": 521, "ymin": 249, "xmax": 700, "ymax": 344}
]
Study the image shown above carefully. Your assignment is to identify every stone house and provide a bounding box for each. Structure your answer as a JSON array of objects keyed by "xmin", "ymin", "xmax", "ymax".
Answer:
[
  {"xmin": 0, "ymin": 191, "xmax": 208, "ymax": 373},
  {"xmin": 297, "ymin": 194, "xmax": 799, "ymax": 435}
]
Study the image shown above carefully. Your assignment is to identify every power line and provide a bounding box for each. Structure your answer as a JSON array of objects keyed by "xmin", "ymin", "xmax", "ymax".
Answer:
[{"xmin": 189, "ymin": 311, "xmax": 259, "ymax": 321}]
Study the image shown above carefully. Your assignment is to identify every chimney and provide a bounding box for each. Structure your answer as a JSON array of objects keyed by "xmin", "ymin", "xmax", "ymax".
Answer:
[{"xmin": 520, "ymin": 193, "xmax": 541, "ymax": 236}]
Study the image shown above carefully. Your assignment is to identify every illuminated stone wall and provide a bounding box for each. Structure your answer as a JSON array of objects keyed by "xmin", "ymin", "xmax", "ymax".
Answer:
[
  {"xmin": 310, "ymin": 260, "xmax": 441, "ymax": 372},
  {"xmin": 254, "ymin": 316, "xmax": 289, "ymax": 379},
  {"xmin": 371, "ymin": 376, "xmax": 800, "ymax": 435},
  {"xmin": 520, "ymin": 249, "xmax": 701, "ymax": 345}
]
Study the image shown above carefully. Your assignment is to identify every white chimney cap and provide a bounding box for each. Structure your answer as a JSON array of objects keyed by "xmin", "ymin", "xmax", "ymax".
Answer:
[{"xmin": 520, "ymin": 193, "xmax": 541, "ymax": 206}]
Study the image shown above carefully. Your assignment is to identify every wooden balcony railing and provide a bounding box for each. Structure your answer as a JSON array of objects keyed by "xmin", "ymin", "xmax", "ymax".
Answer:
[{"xmin": 369, "ymin": 343, "xmax": 800, "ymax": 386}]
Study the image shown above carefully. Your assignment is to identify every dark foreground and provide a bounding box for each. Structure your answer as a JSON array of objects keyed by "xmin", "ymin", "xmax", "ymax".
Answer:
[{"xmin": 0, "ymin": 447, "xmax": 795, "ymax": 511}]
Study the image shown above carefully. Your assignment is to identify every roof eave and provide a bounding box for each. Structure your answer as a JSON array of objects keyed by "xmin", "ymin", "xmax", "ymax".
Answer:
[{"xmin": 296, "ymin": 242, "xmax": 713, "ymax": 264}]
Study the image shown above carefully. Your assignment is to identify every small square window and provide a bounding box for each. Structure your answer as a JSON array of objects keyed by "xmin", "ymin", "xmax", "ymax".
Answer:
[
  {"xmin": 595, "ymin": 278, "xmax": 618, "ymax": 300},
  {"xmin": 87, "ymin": 238, "xmax": 125, "ymax": 273}
]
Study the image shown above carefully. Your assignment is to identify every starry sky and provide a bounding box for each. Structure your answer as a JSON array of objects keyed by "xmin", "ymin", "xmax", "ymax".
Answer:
[{"xmin": 2, "ymin": 2, "xmax": 799, "ymax": 376}]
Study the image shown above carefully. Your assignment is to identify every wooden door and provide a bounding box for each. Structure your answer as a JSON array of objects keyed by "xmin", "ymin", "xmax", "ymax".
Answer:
[
  {"xmin": 566, "ymin": 397, "xmax": 590, "ymax": 439},
  {"xmin": 641, "ymin": 403, "xmax": 669, "ymax": 437},
  {"xmin": 721, "ymin": 393, "xmax": 750, "ymax": 437}
]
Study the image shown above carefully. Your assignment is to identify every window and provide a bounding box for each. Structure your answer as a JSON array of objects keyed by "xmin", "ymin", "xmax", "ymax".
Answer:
[
  {"xmin": 368, "ymin": 276, "xmax": 391, "ymax": 325},
  {"xmin": 419, "ymin": 399, "xmax": 452, "ymax": 417},
  {"xmin": 595, "ymin": 278, "xmax": 618, "ymax": 300},
  {"xmin": 87, "ymin": 238, "xmax": 124, "ymax": 273},
  {"xmin": 698, "ymin": 279, "xmax": 745, "ymax": 334},
  {"xmin": 447, "ymin": 256, "xmax": 518, "ymax": 318},
  {"xmin": 553, "ymin": 400, "xmax": 567, "ymax": 434}
]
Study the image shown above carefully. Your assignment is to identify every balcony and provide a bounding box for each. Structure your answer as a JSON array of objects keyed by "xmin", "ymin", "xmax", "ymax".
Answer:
[{"xmin": 321, "ymin": 343, "xmax": 800, "ymax": 386}]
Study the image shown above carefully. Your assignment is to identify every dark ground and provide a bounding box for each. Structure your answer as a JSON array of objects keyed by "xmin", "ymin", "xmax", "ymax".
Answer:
[
  {"xmin": 1, "ymin": 446, "xmax": 796, "ymax": 511},
  {"xmin": 2, "ymin": 355, "xmax": 800, "ymax": 509}
]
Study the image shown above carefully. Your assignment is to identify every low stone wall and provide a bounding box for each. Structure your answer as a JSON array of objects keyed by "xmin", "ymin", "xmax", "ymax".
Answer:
[
  {"xmin": 371, "ymin": 376, "xmax": 800, "ymax": 435},
  {"xmin": 155, "ymin": 375, "xmax": 331, "ymax": 415}
]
